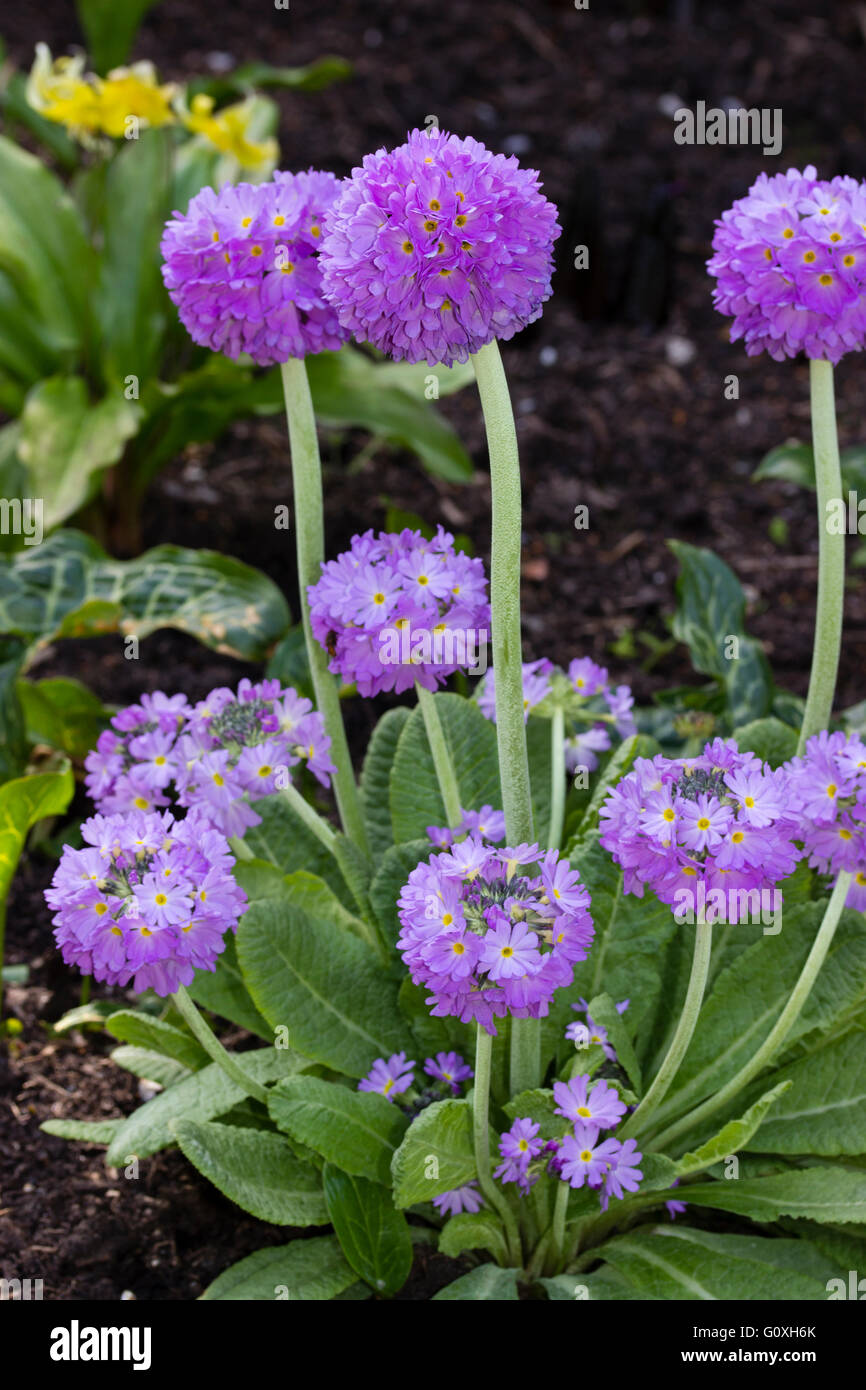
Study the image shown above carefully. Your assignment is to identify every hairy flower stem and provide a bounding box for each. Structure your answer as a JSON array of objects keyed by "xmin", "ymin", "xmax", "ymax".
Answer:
[
  {"xmin": 279, "ymin": 781, "xmax": 337, "ymax": 853},
  {"xmin": 649, "ymin": 871, "xmax": 853, "ymax": 1152},
  {"xmin": 544, "ymin": 1177, "xmax": 571, "ymax": 1276},
  {"xmin": 618, "ymin": 917, "xmax": 713, "ymax": 1142},
  {"xmin": 547, "ymin": 705, "xmax": 566, "ymax": 851},
  {"xmin": 172, "ymin": 984, "xmax": 269, "ymax": 1104},
  {"xmin": 280, "ymin": 358, "xmax": 369, "ymax": 855},
  {"xmin": 798, "ymin": 359, "xmax": 844, "ymax": 754},
  {"xmin": 473, "ymin": 1026, "xmax": 522, "ymax": 1266},
  {"xmin": 472, "ymin": 340, "xmax": 537, "ymax": 1095},
  {"xmin": 416, "ymin": 683, "xmax": 462, "ymax": 828}
]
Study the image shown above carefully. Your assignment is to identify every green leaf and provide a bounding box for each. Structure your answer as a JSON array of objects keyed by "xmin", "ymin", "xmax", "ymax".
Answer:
[
  {"xmin": 389, "ymin": 693, "xmax": 500, "ymax": 843},
  {"xmin": 586, "ymin": 992, "xmax": 642, "ymax": 1094},
  {"xmin": 503, "ymin": 1089, "xmax": 563, "ymax": 1141},
  {"xmin": 742, "ymin": 1032, "xmax": 866, "ymax": 1156},
  {"xmin": 227, "ymin": 57, "xmax": 353, "ymax": 92},
  {"xmin": 438, "ymin": 1210, "xmax": 508, "ymax": 1264},
  {"xmin": 0, "ymin": 134, "xmax": 95, "ymax": 355},
  {"xmin": 398, "ymin": 976, "xmax": 470, "ymax": 1058},
  {"xmin": 186, "ymin": 934, "xmax": 272, "ymax": 1041},
  {"xmin": 95, "ymin": 129, "xmax": 171, "ymax": 382},
  {"xmin": 75, "ymin": 0, "xmax": 161, "ymax": 71},
  {"xmin": 41, "ymin": 1118, "xmax": 123, "ymax": 1144},
  {"xmin": 594, "ymin": 1225, "xmax": 837, "ymax": 1300},
  {"xmin": 0, "ymin": 764, "xmax": 74, "ymax": 923},
  {"xmin": 0, "ymin": 639, "xmax": 29, "ymax": 779},
  {"xmin": 391, "ymin": 1098, "xmax": 477, "ymax": 1207},
  {"xmin": 681, "ymin": 1167, "xmax": 866, "ymax": 1224},
  {"xmin": 0, "ymin": 529, "xmax": 289, "ymax": 662},
  {"xmin": 668, "ymin": 540, "xmax": 772, "ymax": 728},
  {"xmin": 753, "ymin": 440, "xmax": 816, "ymax": 489},
  {"xmin": 173, "ymin": 1119, "xmax": 327, "ymax": 1226},
  {"xmin": 109, "ymin": 1046, "xmax": 190, "ymax": 1089},
  {"xmin": 236, "ymin": 885, "xmax": 412, "ymax": 1077},
  {"xmin": 240, "ymin": 795, "xmax": 355, "ymax": 907},
  {"xmin": 433, "ymin": 1264, "xmax": 519, "ymax": 1300},
  {"xmin": 104, "ymin": 1010, "xmax": 210, "ymax": 1071},
  {"xmin": 651, "ymin": 903, "xmax": 866, "ymax": 1128},
  {"xmin": 676, "ymin": 1080, "xmax": 792, "ymax": 1175},
  {"xmin": 360, "ymin": 707, "xmax": 410, "ymax": 856},
  {"xmin": 104, "ymin": 1047, "xmax": 310, "ymax": 1166},
  {"xmin": 17, "ymin": 676, "xmax": 109, "ymax": 759},
  {"xmin": 306, "ymin": 348, "xmax": 474, "ymax": 483},
  {"xmin": 322, "ymin": 1164, "xmax": 413, "ymax": 1295},
  {"xmin": 732, "ymin": 717, "xmax": 799, "ymax": 767},
  {"xmin": 17, "ymin": 377, "xmax": 141, "ymax": 532},
  {"xmin": 268, "ymin": 1075, "xmax": 408, "ymax": 1185},
  {"xmin": 200, "ymin": 1235, "xmax": 355, "ymax": 1302},
  {"xmin": 369, "ymin": 839, "xmax": 430, "ymax": 952}
]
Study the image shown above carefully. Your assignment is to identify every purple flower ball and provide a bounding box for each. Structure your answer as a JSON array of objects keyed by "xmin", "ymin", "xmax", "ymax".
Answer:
[
  {"xmin": 308, "ymin": 526, "xmax": 490, "ymax": 697},
  {"xmin": 784, "ymin": 729, "xmax": 866, "ymax": 909},
  {"xmin": 44, "ymin": 809, "xmax": 247, "ymax": 996},
  {"xmin": 397, "ymin": 839, "xmax": 594, "ymax": 1035},
  {"xmin": 319, "ymin": 127, "xmax": 560, "ymax": 365},
  {"xmin": 708, "ymin": 166, "xmax": 866, "ymax": 363},
  {"xmin": 160, "ymin": 170, "xmax": 349, "ymax": 365}
]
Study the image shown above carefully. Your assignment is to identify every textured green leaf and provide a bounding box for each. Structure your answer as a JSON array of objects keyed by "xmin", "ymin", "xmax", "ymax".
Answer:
[
  {"xmin": 681, "ymin": 1167, "xmax": 866, "ymax": 1224},
  {"xmin": 360, "ymin": 707, "xmax": 411, "ymax": 855},
  {"xmin": 323, "ymin": 1164, "xmax": 413, "ymax": 1294},
  {"xmin": 433, "ymin": 1264, "xmax": 519, "ymax": 1300},
  {"xmin": 743, "ymin": 1032, "xmax": 866, "ymax": 1156},
  {"xmin": 391, "ymin": 1098, "xmax": 477, "ymax": 1207},
  {"xmin": 0, "ymin": 764, "xmax": 74, "ymax": 922},
  {"xmin": 186, "ymin": 934, "xmax": 272, "ymax": 1041},
  {"xmin": 17, "ymin": 676, "xmax": 109, "ymax": 758},
  {"xmin": 105, "ymin": 1047, "xmax": 310, "ymax": 1166},
  {"xmin": 237, "ymin": 886, "xmax": 411, "ymax": 1077},
  {"xmin": 109, "ymin": 1045, "xmax": 190, "ymax": 1089},
  {"xmin": 370, "ymin": 839, "xmax": 430, "ymax": 952},
  {"xmin": 173, "ymin": 1119, "xmax": 327, "ymax": 1226},
  {"xmin": 390, "ymin": 693, "xmax": 501, "ymax": 844},
  {"xmin": 0, "ymin": 529, "xmax": 290, "ymax": 661},
  {"xmin": 587, "ymin": 992, "xmax": 642, "ymax": 1094},
  {"xmin": 594, "ymin": 1225, "xmax": 836, "ymax": 1300},
  {"xmin": 676, "ymin": 1080, "xmax": 792, "ymax": 1175},
  {"xmin": 504, "ymin": 1089, "xmax": 563, "ymax": 1141},
  {"xmin": 268, "ymin": 1075, "xmax": 408, "ymax": 1185},
  {"xmin": 240, "ymin": 795, "xmax": 354, "ymax": 906},
  {"xmin": 397, "ymin": 976, "xmax": 470, "ymax": 1058},
  {"xmin": 669, "ymin": 540, "xmax": 772, "ymax": 728},
  {"xmin": 76, "ymin": 0, "xmax": 161, "ymax": 71},
  {"xmin": 41, "ymin": 1118, "xmax": 123, "ymax": 1145},
  {"xmin": 732, "ymin": 717, "xmax": 798, "ymax": 767},
  {"xmin": 104, "ymin": 1010, "xmax": 210, "ymax": 1071},
  {"xmin": 200, "ymin": 1236, "xmax": 354, "ymax": 1301},
  {"xmin": 438, "ymin": 1210, "xmax": 508, "ymax": 1264}
]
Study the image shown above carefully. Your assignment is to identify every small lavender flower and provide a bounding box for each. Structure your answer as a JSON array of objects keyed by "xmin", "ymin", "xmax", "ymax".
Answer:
[
  {"xmin": 319, "ymin": 127, "xmax": 560, "ymax": 366},
  {"xmin": 44, "ymin": 809, "xmax": 247, "ymax": 995},
  {"xmin": 397, "ymin": 840, "xmax": 593, "ymax": 1035},
  {"xmin": 161, "ymin": 170, "xmax": 348, "ymax": 365},
  {"xmin": 308, "ymin": 527, "xmax": 490, "ymax": 697},
  {"xmin": 784, "ymin": 730, "xmax": 866, "ymax": 908},
  {"xmin": 558, "ymin": 1124, "xmax": 622, "ymax": 1190},
  {"xmin": 357, "ymin": 1052, "xmax": 416, "ymax": 1101},
  {"xmin": 708, "ymin": 166, "xmax": 866, "ymax": 363},
  {"xmin": 423, "ymin": 1051, "xmax": 473, "ymax": 1095},
  {"xmin": 552, "ymin": 1074, "xmax": 627, "ymax": 1130},
  {"xmin": 665, "ymin": 1178, "xmax": 687, "ymax": 1220},
  {"xmin": 494, "ymin": 1117, "xmax": 545, "ymax": 1193},
  {"xmin": 432, "ymin": 1182, "xmax": 484, "ymax": 1216}
]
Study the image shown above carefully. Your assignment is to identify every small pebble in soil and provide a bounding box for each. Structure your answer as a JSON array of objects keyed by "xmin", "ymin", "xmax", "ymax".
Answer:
[
  {"xmin": 503, "ymin": 133, "xmax": 532, "ymax": 155},
  {"xmin": 539, "ymin": 345, "xmax": 558, "ymax": 367},
  {"xmin": 363, "ymin": 28, "xmax": 383, "ymax": 47},
  {"xmin": 518, "ymin": 397, "xmax": 536, "ymax": 414},
  {"xmin": 657, "ymin": 93, "xmax": 686, "ymax": 117},
  {"xmin": 665, "ymin": 336, "xmax": 696, "ymax": 367}
]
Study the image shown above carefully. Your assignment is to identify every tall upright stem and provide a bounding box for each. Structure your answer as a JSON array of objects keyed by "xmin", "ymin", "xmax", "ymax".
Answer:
[
  {"xmin": 547, "ymin": 706, "xmax": 566, "ymax": 851},
  {"xmin": 798, "ymin": 359, "xmax": 844, "ymax": 753},
  {"xmin": 416, "ymin": 683, "xmax": 462, "ymax": 828},
  {"xmin": 472, "ymin": 1026, "xmax": 522, "ymax": 1266},
  {"xmin": 172, "ymin": 984, "xmax": 269, "ymax": 1105},
  {"xmin": 472, "ymin": 340, "xmax": 537, "ymax": 1094},
  {"xmin": 650, "ymin": 871, "xmax": 853, "ymax": 1152},
  {"xmin": 618, "ymin": 917, "xmax": 712, "ymax": 1141},
  {"xmin": 280, "ymin": 358, "xmax": 369, "ymax": 854}
]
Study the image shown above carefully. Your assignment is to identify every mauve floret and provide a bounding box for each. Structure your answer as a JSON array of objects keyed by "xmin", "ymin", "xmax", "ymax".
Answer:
[
  {"xmin": 708, "ymin": 166, "xmax": 866, "ymax": 363},
  {"xmin": 783, "ymin": 729, "xmax": 866, "ymax": 909},
  {"xmin": 161, "ymin": 170, "xmax": 349, "ymax": 365},
  {"xmin": 318, "ymin": 127, "xmax": 560, "ymax": 366}
]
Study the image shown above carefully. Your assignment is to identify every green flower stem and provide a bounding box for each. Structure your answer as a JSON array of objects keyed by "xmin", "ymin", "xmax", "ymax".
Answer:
[
  {"xmin": 172, "ymin": 984, "xmax": 269, "ymax": 1105},
  {"xmin": 279, "ymin": 357, "xmax": 369, "ymax": 854},
  {"xmin": 472, "ymin": 340, "xmax": 537, "ymax": 1095},
  {"xmin": 279, "ymin": 781, "xmax": 337, "ymax": 853},
  {"xmin": 650, "ymin": 871, "xmax": 853, "ymax": 1153},
  {"xmin": 798, "ymin": 359, "xmax": 844, "ymax": 754},
  {"xmin": 544, "ymin": 1176, "xmax": 571, "ymax": 1276},
  {"xmin": 473, "ymin": 1026, "xmax": 522, "ymax": 1267},
  {"xmin": 618, "ymin": 917, "xmax": 713, "ymax": 1142},
  {"xmin": 228, "ymin": 835, "xmax": 254, "ymax": 862},
  {"xmin": 547, "ymin": 705, "xmax": 566, "ymax": 851},
  {"xmin": 416, "ymin": 682, "xmax": 462, "ymax": 828}
]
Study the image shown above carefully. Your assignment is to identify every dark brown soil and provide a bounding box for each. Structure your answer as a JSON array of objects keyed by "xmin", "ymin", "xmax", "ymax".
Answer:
[{"xmin": 3, "ymin": 0, "xmax": 866, "ymax": 1299}]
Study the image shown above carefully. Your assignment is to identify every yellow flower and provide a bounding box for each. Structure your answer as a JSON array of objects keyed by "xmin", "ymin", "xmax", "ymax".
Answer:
[
  {"xmin": 26, "ymin": 45, "xmax": 176, "ymax": 141},
  {"xmin": 180, "ymin": 94, "xmax": 278, "ymax": 170},
  {"xmin": 26, "ymin": 42, "xmax": 102, "ymax": 135},
  {"xmin": 94, "ymin": 63, "xmax": 177, "ymax": 137}
]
